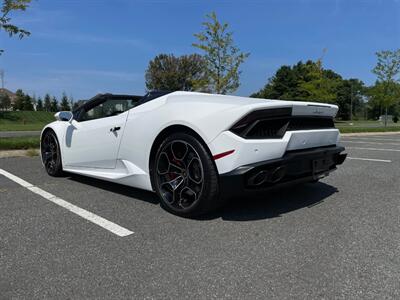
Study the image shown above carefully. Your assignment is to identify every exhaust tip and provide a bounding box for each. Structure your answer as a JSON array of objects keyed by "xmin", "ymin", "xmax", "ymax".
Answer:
[
  {"xmin": 247, "ymin": 166, "xmax": 287, "ymax": 186},
  {"xmin": 248, "ymin": 170, "xmax": 268, "ymax": 186},
  {"xmin": 269, "ymin": 166, "xmax": 286, "ymax": 183},
  {"xmin": 335, "ymin": 153, "xmax": 347, "ymax": 165}
]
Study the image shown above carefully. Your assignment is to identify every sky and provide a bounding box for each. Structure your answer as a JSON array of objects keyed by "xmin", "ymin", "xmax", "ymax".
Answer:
[{"xmin": 0, "ymin": 0, "xmax": 399, "ymax": 101}]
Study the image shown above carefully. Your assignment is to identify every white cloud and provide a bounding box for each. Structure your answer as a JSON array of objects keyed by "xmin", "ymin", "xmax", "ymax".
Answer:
[
  {"xmin": 11, "ymin": 6, "xmax": 70, "ymax": 26},
  {"xmin": 35, "ymin": 31, "xmax": 153, "ymax": 51},
  {"xmin": 50, "ymin": 69, "xmax": 142, "ymax": 81}
]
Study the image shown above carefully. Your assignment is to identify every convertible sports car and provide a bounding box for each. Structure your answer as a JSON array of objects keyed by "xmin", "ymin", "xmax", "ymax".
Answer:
[{"xmin": 41, "ymin": 91, "xmax": 346, "ymax": 216}]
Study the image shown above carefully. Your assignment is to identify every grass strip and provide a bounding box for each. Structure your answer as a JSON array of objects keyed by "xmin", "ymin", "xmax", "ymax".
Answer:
[
  {"xmin": 338, "ymin": 126, "xmax": 400, "ymax": 133},
  {"xmin": 0, "ymin": 136, "xmax": 40, "ymax": 150},
  {"xmin": 0, "ymin": 124, "xmax": 46, "ymax": 131}
]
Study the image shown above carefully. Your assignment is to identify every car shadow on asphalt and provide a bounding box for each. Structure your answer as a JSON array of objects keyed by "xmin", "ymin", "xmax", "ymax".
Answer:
[
  {"xmin": 200, "ymin": 182, "xmax": 338, "ymax": 221},
  {"xmin": 66, "ymin": 174, "xmax": 159, "ymax": 205},
  {"xmin": 66, "ymin": 173, "xmax": 338, "ymax": 221}
]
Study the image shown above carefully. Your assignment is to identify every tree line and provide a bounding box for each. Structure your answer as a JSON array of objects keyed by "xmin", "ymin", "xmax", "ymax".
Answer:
[
  {"xmin": 250, "ymin": 60, "xmax": 366, "ymax": 121},
  {"xmin": 0, "ymin": 89, "xmax": 75, "ymax": 112},
  {"xmin": 250, "ymin": 50, "xmax": 400, "ymax": 123}
]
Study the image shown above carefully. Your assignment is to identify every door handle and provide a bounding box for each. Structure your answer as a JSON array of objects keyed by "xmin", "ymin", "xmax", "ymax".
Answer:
[{"xmin": 110, "ymin": 126, "xmax": 121, "ymax": 132}]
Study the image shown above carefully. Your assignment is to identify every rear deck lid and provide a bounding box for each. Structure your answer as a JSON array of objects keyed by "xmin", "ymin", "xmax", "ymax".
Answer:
[{"xmin": 290, "ymin": 102, "xmax": 338, "ymax": 117}]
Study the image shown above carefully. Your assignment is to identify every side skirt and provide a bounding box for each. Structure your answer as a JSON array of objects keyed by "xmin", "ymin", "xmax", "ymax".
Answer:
[{"xmin": 63, "ymin": 159, "xmax": 153, "ymax": 191}]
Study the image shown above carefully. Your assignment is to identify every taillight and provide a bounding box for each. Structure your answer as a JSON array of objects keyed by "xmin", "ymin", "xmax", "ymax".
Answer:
[{"xmin": 213, "ymin": 149, "xmax": 235, "ymax": 160}]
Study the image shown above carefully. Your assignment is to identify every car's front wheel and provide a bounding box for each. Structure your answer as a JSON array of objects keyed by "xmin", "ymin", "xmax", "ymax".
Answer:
[
  {"xmin": 41, "ymin": 130, "xmax": 63, "ymax": 177},
  {"xmin": 152, "ymin": 132, "xmax": 220, "ymax": 217}
]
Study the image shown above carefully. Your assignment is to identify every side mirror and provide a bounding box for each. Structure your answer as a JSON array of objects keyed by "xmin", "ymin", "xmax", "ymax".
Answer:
[{"xmin": 55, "ymin": 111, "xmax": 73, "ymax": 122}]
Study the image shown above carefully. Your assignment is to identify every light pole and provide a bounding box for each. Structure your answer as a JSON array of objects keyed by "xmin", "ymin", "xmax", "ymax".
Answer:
[
  {"xmin": 0, "ymin": 70, "xmax": 4, "ymax": 89},
  {"xmin": 350, "ymin": 83, "xmax": 353, "ymax": 121}
]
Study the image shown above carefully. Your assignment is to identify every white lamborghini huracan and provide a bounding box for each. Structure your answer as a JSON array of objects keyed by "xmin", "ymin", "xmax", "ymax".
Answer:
[{"xmin": 41, "ymin": 91, "xmax": 346, "ymax": 216}]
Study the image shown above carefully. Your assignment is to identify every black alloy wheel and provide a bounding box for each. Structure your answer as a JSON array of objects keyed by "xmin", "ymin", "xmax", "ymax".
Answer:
[
  {"xmin": 41, "ymin": 130, "xmax": 63, "ymax": 177},
  {"xmin": 153, "ymin": 133, "xmax": 220, "ymax": 217}
]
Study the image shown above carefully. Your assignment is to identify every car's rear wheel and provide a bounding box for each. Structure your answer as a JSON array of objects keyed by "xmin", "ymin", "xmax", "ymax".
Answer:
[
  {"xmin": 152, "ymin": 132, "xmax": 220, "ymax": 217},
  {"xmin": 41, "ymin": 130, "xmax": 63, "ymax": 177}
]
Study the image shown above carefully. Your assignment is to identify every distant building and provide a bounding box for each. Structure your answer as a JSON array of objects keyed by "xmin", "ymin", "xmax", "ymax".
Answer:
[
  {"xmin": 379, "ymin": 115, "xmax": 393, "ymax": 123},
  {"xmin": 0, "ymin": 88, "xmax": 17, "ymax": 108}
]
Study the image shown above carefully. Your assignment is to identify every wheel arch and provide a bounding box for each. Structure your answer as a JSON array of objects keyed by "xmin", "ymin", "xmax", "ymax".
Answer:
[
  {"xmin": 41, "ymin": 126, "xmax": 55, "ymax": 138},
  {"xmin": 40, "ymin": 125, "xmax": 64, "ymax": 167},
  {"xmin": 41, "ymin": 123, "xmax": 64, "ymax": 142}
]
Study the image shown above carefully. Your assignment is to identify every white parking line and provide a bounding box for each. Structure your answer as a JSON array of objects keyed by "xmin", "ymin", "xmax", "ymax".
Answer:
[
  {"xmin": 346, "ymin": 147, "xmax": 400, "ymax": 152},
  {"xmin": 342, "ymin": 140, "xmax": 400, "ymax": 146},
  {"xmin": 347, "ymin": 157, "xmax": 392, "ymax": 163},
  {"xmin": 0, "ymin": 168, "xmax": 133, "ymax": 237}
]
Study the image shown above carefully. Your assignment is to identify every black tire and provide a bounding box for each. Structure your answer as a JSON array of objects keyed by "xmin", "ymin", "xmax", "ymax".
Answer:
[
  {"xmin": 41, "ymin": 130, "xmax": 64, "ymax": 177},
  {"xmin": 151, "ymin": 132, "xmax": 220, "ymax": 217}
]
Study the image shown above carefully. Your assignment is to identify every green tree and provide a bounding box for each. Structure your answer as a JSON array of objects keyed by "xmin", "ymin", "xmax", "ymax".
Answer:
[
  {"xmin": 13, "ymin": 88, "xmax": 24, "ymax": 110},
  {"xmin": 0, "ymin": 0, "xmax": 32, "ymax": 54},
  {"xmin": 145, "ymin": 53, "xmax": 208, "ymax": 92},
  {"xmin": 296, "ymin": 61, "xmax": 341, "ymax": 103},
  {"xmin": 50, "ymin": 96, "xmax": 58, "ymax": 112},
  {"xmin": 36, "ymin": 96, "xmax": 43, "ymax": 111},
  {"xmin": 364, "ymin": 85, "xmax": 381, "ymax": 120},
  {"xmin": 43, "ymin": 93, "xmax": 51, "ymax": 112},
  {"xmin": 193, "ymin": 12, "xmax": 249, "ymax": 94},
  {"xmin": 60, "ymin": 92, "xmax": 71, "ymax": 110},
  {"xmin": 371, "ymin": 49, "xmax": 400, "ymax": 126},
  {"xmin": 22, "ymin": 93, "xmax": 33, "ymax": 110},
  {"xmin": 336, "ymin": 79, "xmax": 365, "ymax": 120},
  {"xmin": 251, "ymin": 60, "xmax": 369, "ymax": 119},
  {"xmin": 0, "ymin": 92, "xmax": 11, "ymax": 110},
  {"xmin": 251, "ymin": 64, "xmax": 301, "ymax": 99},
  {"xmin": 368, "ymin": 81, "xmax": 400, "ymax": 122},
  {"xmin": 251, "ymin": 60, "xmax": 342, "ymax": 102}
]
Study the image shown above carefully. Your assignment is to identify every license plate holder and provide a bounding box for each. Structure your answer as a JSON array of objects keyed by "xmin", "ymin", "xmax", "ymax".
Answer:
[{"xmin": 312, "ymin": 157, "xmax": 330, "ymax": 179}]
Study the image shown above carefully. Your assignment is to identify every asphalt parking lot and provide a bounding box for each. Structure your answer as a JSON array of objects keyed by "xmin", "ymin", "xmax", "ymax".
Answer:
[{"xmin": 1, "ymin": 133, "xmax": 400, "ymax": 299}]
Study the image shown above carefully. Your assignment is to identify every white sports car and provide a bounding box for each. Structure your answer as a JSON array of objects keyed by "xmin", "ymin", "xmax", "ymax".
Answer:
[{"xmin": 41, "ymin": 91, "xmax": 346, "ymax": 216}]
